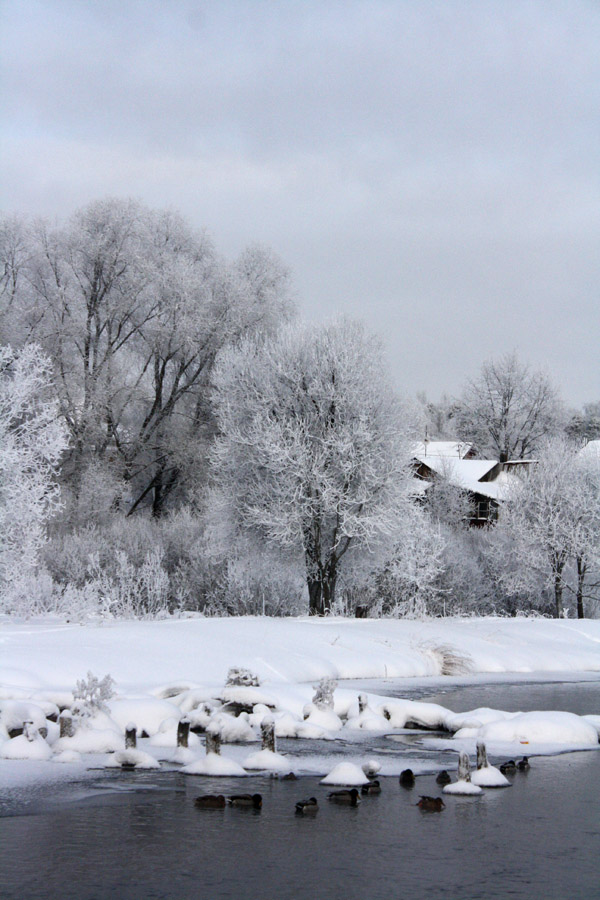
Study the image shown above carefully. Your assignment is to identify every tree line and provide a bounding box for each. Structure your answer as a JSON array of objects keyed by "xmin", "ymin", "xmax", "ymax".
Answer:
[{"xmin": 1, "ymin": 200, "xmax": 598, "ymax": 619}]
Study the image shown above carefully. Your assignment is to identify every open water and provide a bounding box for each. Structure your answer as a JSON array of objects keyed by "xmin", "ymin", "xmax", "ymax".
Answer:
[{"xmin": 1, "ymin": 680, "xmax": 599, "ymax": 900}]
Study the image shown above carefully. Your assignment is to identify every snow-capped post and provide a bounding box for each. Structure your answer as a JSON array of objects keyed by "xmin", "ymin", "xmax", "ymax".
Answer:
[
  {"xmin": 458, "ymin": 751, "xmax": 472, "ymax": 782},
  {"xmin": 59, "ymin": 711, "xmax": 75, "ymax": 738},
  {"xmin": 476, "ymin": 742, "xmax": 488, "ymax": 770},
  {"xmin": 23, "ymin": 721, "xmax": 36, "ymax": 742},
  {"xmin": 358, "ymin": 694, "xmax": 368, "ymax": 714},
  {"xmin": 261, "ymin": 717, "xmax": 276, "ymax": 753},
  {"xmin": 125, "ymin": 723, "xmax": 137, "ymax": 749},
  {"xmin": 206, "ymin": 726, "xmax": 221, "ymax": 755},
  {"xmin": 177, "ymin": 718, "xmax": 190, "ymax": 749}
]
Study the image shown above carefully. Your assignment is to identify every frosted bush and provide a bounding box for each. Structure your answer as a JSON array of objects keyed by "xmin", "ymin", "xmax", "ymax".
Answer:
[
  {"xmin": 226, "ymin": 667, "xmax": 261, "ymax": 688},
  {"xmin": 72, "ymin": 672, "xmax": 115, "ymax": 722},
  {"xmin": 312, "ymin": 677, "xmax": 337, "ymax": 710}
]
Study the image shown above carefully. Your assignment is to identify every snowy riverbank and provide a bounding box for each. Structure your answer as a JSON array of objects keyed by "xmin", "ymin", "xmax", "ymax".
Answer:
[
  {"xmin": 1, "ymin": 616, "xmax": 599, "ymax": 791},
  {"xmin": 2, "ymin": 615, "xmax": 600, "ymax": 693}
]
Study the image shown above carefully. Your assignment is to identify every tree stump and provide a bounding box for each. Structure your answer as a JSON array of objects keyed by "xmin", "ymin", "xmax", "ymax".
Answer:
[
  {"xmin": 177, "ymin": 718, "xmax": 190, "ymax": 749},
  {"xmin": 458, "ymin": 751, "xmax": 472, "ymax": 782},
  {"xmin": 261, "ymin": 717, "xmax": 276, "ymax": 753},
  {"xmin": 59, "ymin": 712, "xmax": 75, "ymax": 739},
  {"xmin": 125, "ymin": 723, "xmax": 137, "ymax": 749},
  {"xmin": 476, "ymin": 741, "xmax": 488, "ymax": 770},
  {"xmin": 206, "ymin": 729, "xmax": 221, "ymax": 755}
]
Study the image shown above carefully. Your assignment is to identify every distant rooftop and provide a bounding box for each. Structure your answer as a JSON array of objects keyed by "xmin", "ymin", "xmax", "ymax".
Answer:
[{"xmin": 413, "ymin": 440, "xmax": 472, "ymax": 459}]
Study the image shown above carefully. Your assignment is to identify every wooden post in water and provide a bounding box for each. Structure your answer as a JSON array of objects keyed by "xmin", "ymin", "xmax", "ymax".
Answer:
[
  {"xmin": 476, "ymin": 741, "xmax": 488, "ymax": 770},
  {"xmin": 59, "ymin": 712, "xmax": 75, "ymax": 738},
  {"xmin": 261, "ymin": 717, "xmax": 276, "ymax": 753},
  {"xmin": 206, "ymin": 728, "xmax": 221, "ymax": 755},
  {"xmin": 125, "ymin": 723, "xmax": 137, "ymax": 749},
  {"xmin": 458, "ymin": 751, "xmax": 472, "ymax": 782},
  {"xmin": 177, "ymin": 718, "xmax": 190, "ymax": 749}
]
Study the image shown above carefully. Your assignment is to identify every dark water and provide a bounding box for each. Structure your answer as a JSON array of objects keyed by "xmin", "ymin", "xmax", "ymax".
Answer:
[{"xmin": 1, "ymin": 681, "xmax": 599, "ymax": 900}]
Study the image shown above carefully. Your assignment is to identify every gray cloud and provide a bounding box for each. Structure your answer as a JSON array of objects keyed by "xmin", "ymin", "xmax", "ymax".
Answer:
[{"xmin": 1, "ymin": 0, "xmax": 599, "ymax": 405}]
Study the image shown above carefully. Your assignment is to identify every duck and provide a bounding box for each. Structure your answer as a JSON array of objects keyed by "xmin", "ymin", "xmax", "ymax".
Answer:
[
  {"xmin": 435, "ymin": 770, "xmax": 451, "ymax": 785},
  {"xmin": 416, "ymin": 796, "xmax": 445, "ymax": 812},
  {"xmin": 194, "ymin": 794, "xmax": 226, "ymax": 809},
  {"xmin": 327, "ymin": 788, "xmax": 360, "ymax": 806},
  {"xmin": 227, "ymin": 793, "xmax": 262, "ymax": 809},
  {"xmin": 399, "ymin": 769, "xmax": 415, "ymax": 788},
  {"xmin": 361, "ymin": 779, "xmax": 381, "ymax": 795},
  {"xmin": 517, "ymin": 756, "xmax": 530, "ymax": 771},
  {"xmin": 499, "ymin": 760, "xmax": 517, "ymax": 775},
  {"xmin": 295, "ymin": 797, "xmax": 319, "ymax": 816}
]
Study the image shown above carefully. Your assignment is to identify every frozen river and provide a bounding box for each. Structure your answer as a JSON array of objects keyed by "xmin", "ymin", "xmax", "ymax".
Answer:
[{"xmin": 1, "ymin": 678, "xmax": 599, "ymax": 900}]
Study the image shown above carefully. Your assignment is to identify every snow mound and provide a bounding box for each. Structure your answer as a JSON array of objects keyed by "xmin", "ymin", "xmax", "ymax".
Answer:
[
  {"xmin": 148, "ymin": 718, "xmax": 200, "ymax": 749},
  {"xmin": 380, "ymin": 699, "xmax": 449, "ymax": 730},
  {"xmin": 471, "ymin": 766, "xmax": 510, "ymax": 788},
  {"xmin": 243, "ymin": 749, "xmax": 290, "ymax": 772},
  {"xmin": 302, "ymin": 704, "xmax": 343, "ymax": 732},
  {"xmin": 182, "ymin": 752, "xmax": 247, "ymax": 777},
  {"xmin": 478, "ymin": 711, "xmax": 598, "ymax": 747},
  {"xmin": 221, "ymin": 686, "xmax": 277, "ymax": 708},
  {"xmin": 105, "ymin": 749, "xmax": 161, "ymax": 769},
  {"xmin": 0, "ymin": 733, "xmax": 52, "ymax": 761},
  {"xmin": 109, "ymin": 698, "xmax": 182, "ymax": 737},
  {"xmin": 0, "ymin": 700, "xmax": 50, "ymax": 733},
  {"xmin": 54, "ymin": 728, "xmax": 123, "ymax": 754},
  {"xmin": 206, "ymin": 712, "xmax": 256, "ymax": 743},
  {"xmin": 443, "ymin": 780, "xmax": 483, "ymax": 795},
  {"xmin": 320, "ymin": 762, "xmax": 370, "ymax": 786}
]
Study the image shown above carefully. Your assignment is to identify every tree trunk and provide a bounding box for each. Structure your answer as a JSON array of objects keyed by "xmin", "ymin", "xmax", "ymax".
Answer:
[
  {"xmin": 307, "ymin": 577, "xmax": 323, "ymax": 616},
  {"xmin": 553, "ymin": 559, "xmax": 565, "ymax": 618},
  {"xmin": 576, "ymin": 556, "xmax": 586, "ymax": 619}
]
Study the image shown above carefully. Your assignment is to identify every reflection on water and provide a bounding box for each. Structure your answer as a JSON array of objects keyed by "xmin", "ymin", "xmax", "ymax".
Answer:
[{"xmin": 1, "ymin": 681, "xmax": 599, "ymax": 900}]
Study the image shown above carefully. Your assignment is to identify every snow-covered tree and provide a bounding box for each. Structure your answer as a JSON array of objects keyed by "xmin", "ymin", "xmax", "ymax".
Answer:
[
  {"xmin": 1, "ymin": 201, "xmax": 294, "ymax": 519},
  {"xmin": 0, "ymin": 344, "xmax": 69, "ymax": 602},
  {"xmin": 210, "ymin": 319, "xmax": 415, "ymax": 615},
  {"xmin": 454, "ymin": 352, "xmax": 563, "ymax": 461},
  {"xmin": 493, "ymin": 436, "xmax": 600, "ymax": 617}
]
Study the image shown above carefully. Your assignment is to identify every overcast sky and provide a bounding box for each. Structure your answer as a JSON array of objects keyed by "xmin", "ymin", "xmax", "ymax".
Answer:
[{"xmin": 1, "ymin": 0, "xmax": 598, "ymax": 406}]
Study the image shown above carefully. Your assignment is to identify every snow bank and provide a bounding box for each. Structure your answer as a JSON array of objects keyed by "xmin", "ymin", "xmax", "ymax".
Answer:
[
  {"xmin": 2, "ymin": 616, "xmax": 599, "ymax": 694},
  {"xmin": 477, "ymin": 711, "xmax": 598, "ymax": 747},
  {"xmin": 320, "ymin": 762, "xmax": 370, "ymax": 786}
]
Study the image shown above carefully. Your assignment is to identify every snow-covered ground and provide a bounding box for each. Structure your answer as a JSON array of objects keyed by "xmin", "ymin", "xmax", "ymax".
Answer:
[{"xmin": 1, "ymin": 615, "xmax": 599, "ymax": 790}]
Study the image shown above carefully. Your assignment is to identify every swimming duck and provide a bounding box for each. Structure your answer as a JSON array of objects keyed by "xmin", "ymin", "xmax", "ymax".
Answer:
[
  {"xmin": 435, "ymin": 770, "xmax": 451, "ymax": 785},
  {"xmin": 361, "ymin": 779, "xmax": 381, "ymax": 795},
  {"xmin": 327, "ymin": 788, "xmax": 360, "ymax": 806},
  {"xmin": 416, "ymin": 796, "xmax": 445, "ymax": 812},
  {"xmin": 499, "ymin": 760, "xmax": 517, "ymax": 775},
  {"xmin": 399, "ymin": 769, "xmax": 415, "ymax": 788},
  {"xmin": 517, "ymin": 756, "xmax": 530, "ymax": 771},
  {"xmin": 194, "ymin": 794, "xmax": 226, "ymax": 809},
  {"xmin": 227, "ymin": 793, "xmax": 262, "ymax": 809},
  {"xmin": 295, "ymin": 797, "xmax": 319, "ymax": 816}
]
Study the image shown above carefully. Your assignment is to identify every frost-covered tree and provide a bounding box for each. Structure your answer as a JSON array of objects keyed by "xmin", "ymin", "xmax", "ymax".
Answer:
[
  {"xmin": 454, "ymin": 353, "xmax": 563, "ymax": 461},
  {"xmin": 210, "ymin": 319, "xmax": 415, "ymax": 615},
  {"xmin": 493, "ymin": 436, "xmax": 600, "ymax": 617},
  {"xmin": 0, "ymin": 344, "xmax": 69, "ymax": 601},
  {"xmin": 1, "ymin": 201, "xmax": 294, "ymax": 519}
]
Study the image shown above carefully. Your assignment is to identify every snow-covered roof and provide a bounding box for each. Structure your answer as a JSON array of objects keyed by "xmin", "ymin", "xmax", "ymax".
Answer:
[
  {"xmin": 413, "ymin": 440, "xmax": 472, "ymax": 459},
  {"xmin": 578, "ymin": 440, "xmax": 600, "ymax": 463},
  {"xmin": 470, "ymin": 471, "xmax": 522, "ymax": 501},
  {"xmin": 415, "ymin": 455, "xmax": 498, "ymax": 487}
]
